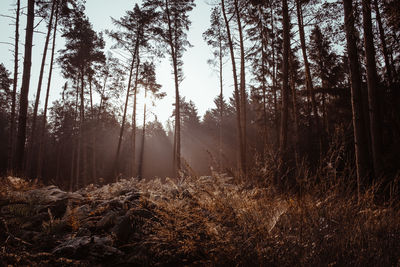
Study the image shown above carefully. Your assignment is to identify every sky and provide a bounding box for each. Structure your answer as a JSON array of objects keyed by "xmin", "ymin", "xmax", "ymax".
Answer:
[{"xmin": 0, "ymin": 0, "xmax": 233, "ymax": 127}]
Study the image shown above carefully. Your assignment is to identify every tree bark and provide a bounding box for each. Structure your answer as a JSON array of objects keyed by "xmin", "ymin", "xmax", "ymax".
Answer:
[
  {"xmin": 16, "ymin": 0, "xmax": 35, "ymax": 173},
  {"xmin": 7, "ymin": 0, "xmax": 20, "ymax": 174},
  {"xmin": 279, "ymin": 0, "xmax": 290, "ymax": 156},
  {"xmin": 112, "ymin": 45, "xmax": 138, "ymax": 180},
  {"xmin": 37, "ymin": 0, "xmax": 59, "ymax": 179},
  {"xmin": 362, "ymin": 0, "xmax": 383, "ymax": 176},
  {"xmin": 138, "ymin": 87, "xmax": 147, "ymax": 179},
  {"xmin": 234, "ymin": 0, "xmax": 247, "ymax": 176},
  {"xmin": 165, "ymin": 0, "xmax": 182, "ymax": 176},
  {"xmin": 343, "ymin": 0, "xmax": 371, "ymax": 199},
  {"xmin": 27, "ymin": 0, "xmax": 56, "ymax": 178},
  {"xmin": 295, "ymin": 0, "xmax": 320, "ymax": 133},
  {"xmin": 131, "ymin": 56, "xmax": 140, "ymax": 177},
  {"xmin": 221, "ymin": 0, "xmax": 244, "ymax": 175}
]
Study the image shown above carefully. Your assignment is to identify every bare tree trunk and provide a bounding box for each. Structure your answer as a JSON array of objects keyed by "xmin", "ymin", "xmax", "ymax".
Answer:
[
  {"xmin": 112, "ymin": 45, "xmax": 138, "ymax": 180},
  {"xmin": 234, "ymin": 0, "xmax": 247, "ymax": 176},
  {"xmin": 131, "ymin": 56, "xmax": 140, "ymax": 177},
  {"xmin": 279, "ymin": 0, "xmax": 290, "ymax": 157},
  {"xmin": 221, "ymin": 0, "xmax": 244, "ymax": 175},
  {"xmin": 290, "ymin": 50, "xmax": 300, "ymax": 169},
  {"xmin": 138, "ymin": 88, "xmax": 147, "ymax": 179},
  {"xmin": 37, "ymin": 1, "xmax": 59, "ymax": 179},
  {"xmin": 7, "ymin": 0, "xmax": 20, "ymax": 175},
  {"xmin": 27, "ymin": 0, "xmax": 56, "ymax": 178},
  {"xmin": 343, "ymin": 0, "xmax": 371, "ymax": 200},
  {"xmin": 218, "ymin": 25, "xmax": 224, "ymax": 172},
  {"xmin": 270, "ymin": 4, "xmax": 279, "ymax": 147},
  {"xmin": 16, "ymin": 0, "xmax": 35, "ymax": 174},
  {"xmin": 295, "ymin": 0, "xmax": 320, "ymax": 133},
  {"xmin": 362, "ymin": 0, "xmax": 383, "ymax": 177},
  {"xmin": 165, "ymin": 0, "xmax": 182, "ymax": 176}
]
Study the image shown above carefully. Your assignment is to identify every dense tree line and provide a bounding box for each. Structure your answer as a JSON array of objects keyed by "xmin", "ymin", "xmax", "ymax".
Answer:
[{"xmin": 0, "ymin": 0, "xmax": 399, "ymax": 196}]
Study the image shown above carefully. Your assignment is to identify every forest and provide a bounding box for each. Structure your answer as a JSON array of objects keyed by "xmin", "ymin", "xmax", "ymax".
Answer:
[{"xmin": 0, "ymin": 0, "xmax": 399, "ymax": 265}]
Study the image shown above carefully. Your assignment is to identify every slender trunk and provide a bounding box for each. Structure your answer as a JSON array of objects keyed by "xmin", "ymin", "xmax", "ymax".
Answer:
[
  {"xmin": 295, "ymin": 0, "xmax": 320, "ymax": 133},
  {"xmin": 270, "ymin": 5, "xmax": 279, "ymax": 146},
  {"xmin": 131, "ymin": 56, "xmax": 140, "ymax": 177},
  {"xmin": 16, "ymin": 0, "xmax": 35, "ymax": 173},
  {"xmin": 258, "ymin": 5, "xmax": 268, "ymax": 154},
  {"xmin": 37, "ymin": 1, "xmax": 59, "ymax": 178},
  {"xmin": 234, "ymin": 0, "xmax": 247, "ymax": 176},
  {"xmin": 79, "ymin": 71, "xmax": 88, "ymax": 186},
  {"xmin": 343, "ymin": 0, "xmax": 371, "ymax": 200},
  {"xmin": 362, "ymin": 0, "xmax": 383, "ymax": 176},
  {"xmin": 138, "ymin": 88, "xmax": 147, "ymax": 179},
  {"xmin": 7, "ymin": 0, "xmax": 20, "ymax": 174},
  {"xmin": 27, "ymin": 0, "xmax": 56, "ymax": 178},
  {"xmin": 165, "ymin": 0, "xmax": 181, "ymax": 176},
  {"xmin": 279, "ymin": 0, "xmax": 290, "ymax": 156},
  {"xmin": 69, "ymin": 139, "xmax": 76, "ymax": 192},
  {"xmin": 218, "ymin": 27, "xmax": 223, "ymax": 171},
  {"xmin": 113, "ymin": 45, "xmax": 138, "ymax": 180},
  {"xmin": 221, "ymin": 0, "xmax": 244, "ymax": 175},
  {"xmin": 373, "ymin": 0, "xmax": 392, "ymax": 85},
  {"xmin": 290, "ymin": 49, "xmax": 300, "ymax": 169}
]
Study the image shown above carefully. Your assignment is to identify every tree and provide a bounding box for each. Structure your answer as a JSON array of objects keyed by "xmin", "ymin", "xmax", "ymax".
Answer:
[
  {"xmin": 362, "ymin": 0, "xmax": 383, "ymax": 176},
  {"xmin": 143, "ymin": 0, "xmax": 195, "ymax": 176},
  {"xmin": 7, "ymin": 0, "xmax": 20, "ymax": 174},
  {"xmin": 108, "ymin": 3, "xmax": 157, "ymax": 178},
  {"xmin": 279, "ymin": 0, "xmax": 290, "ymax": 162},
  {"xmin": 27, "ymin": 0, "xmax": 57, "ymax": 178},
  {"xmin": 58, "ymin": 10, "xmax": 105, "ymax": 187},
  {"xmin": 220, "ymin": 0, "xmax": 244, "ymax": 175},
  {"xmin": 343, "ymin": 0, "xmax": 371, "ymax": 200},
  {"xmin": 15, "ymin": 0, "xmax": 35, "ymax": 173},
  {"xmin": 137, "ymin": 62, "xmax": 163, "ymax": 179},
  {"xmin": 203, "ymin": 6, "xmax": 227, "ymax": 171}
]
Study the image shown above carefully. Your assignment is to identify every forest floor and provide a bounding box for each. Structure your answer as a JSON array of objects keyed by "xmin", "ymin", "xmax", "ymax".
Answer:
[{"xmin": 0, "ymin": 174, "xmax": 399, "ymax": 266}]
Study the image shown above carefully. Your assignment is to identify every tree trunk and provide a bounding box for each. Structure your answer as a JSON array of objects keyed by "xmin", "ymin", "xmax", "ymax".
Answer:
[
  {"xmin": 112, "ymin": 45, "xmax": 138, "ymax": 180},
  {"xmin": 343, "ymin": 0, "xmax": 371, "ymax": 200},
  {"xmin": 16, "ymin": 0, "xmax": 35, "ymax": 173},
  {"xmin": 234, "ymin": 0, "xmax": 247, "ymax": 176},
  {"xmin": 131, "ymin": 56, "xmax": 140, "ymax": 177},
  {"xmin": 218, "ymin": 22, "xmax": 224, "ymax": 172},
  {"xmin": 279, "ymin": 0, "xmax": 290, "ymax": 157},
  {"xmin": 362, "ymin": 0, "xmax": 383, "ymax": 177},
  {"xmin": 7, "ymin": 0, "xmax": 20, "ymax": 174},
  {"xmin": 270, "ymin": 5, "xmax": 279, "ymax": 147},
  {"xmin": 290, "ymin": 49, "xmax": 300, "ymax": 169},
  {"xmin": 221, "ymin": 0, "xmax": 244, "ymax": 175},
  {"xmin": 37, "ymin": 1, "xmax": 59, "ymax": 179},
  {"xmin": 27, "ymin": 0, "xmax": 56, "ymax": 178},
  {"xmin": 165, "ymin": 0, "xmax": 182, "ymax": 176},
  {"xmin": 295, "ymin": 0, "xmax": 320, "ymax": 133},
  {"xmin": 138, "ymin": 88, "xmax": 147, "ymax": 179}
]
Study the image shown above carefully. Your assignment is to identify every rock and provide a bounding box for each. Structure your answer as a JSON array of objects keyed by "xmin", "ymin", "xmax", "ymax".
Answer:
[
  {"xmin": 52, "ymin": 236, "xmax": 123, "ymax": 261},
  {"xmin": 112, "ymin": 215, "xmax": 133, "ymax": 243},
  {"xmin": 96, "ymin": 211, "xmax": 118, "ymax": 230}
]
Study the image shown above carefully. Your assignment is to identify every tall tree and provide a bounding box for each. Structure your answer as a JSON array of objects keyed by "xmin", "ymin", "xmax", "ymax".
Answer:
[
  {"xmin": 58, "ymin": 11, "xmax": 105, "ymax": 187},
  {"xmin": 362, "ymin": 0, "xmax": 383, "ymax": 176},
  {"xmin": 220, "ymin": 0, "xmax": 244, "ymax": 175},
  {"xmin": 203, "ymin": 6, "xmax": 227, "ymax": 171},
  {"xmin": 37, "ymin": 0, "xmax": 60, "ymax": 179},
  {"xmin": 108, "ymin": 3, "xmax": 157, "ymax": 178},
  {"xmin": 279, "ymin": 0, "xmax": 290, "ymax": 159},
  {"xmin": 143, "ymin": 0, "xmax": 195, "ymax": 176},
  {"xmin": 27, "ymin": 0, "xmax": 57, "ymax": 178},
  {"xmin": 343, "ymin": 0, "xmax": 371, "ymax": 199},
  {"xmin": 15, "ymin": 0, "xmax": 35, "ymax": 173},
  {"xmin": 7, "ymin": 0, "xmax": 20, "ymax": 174}
]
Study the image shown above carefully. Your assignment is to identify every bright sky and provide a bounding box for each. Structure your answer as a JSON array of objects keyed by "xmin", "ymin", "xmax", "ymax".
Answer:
[{"xmin": 0, "ymin": 0, "xmax": 233, "ymax": 127}]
